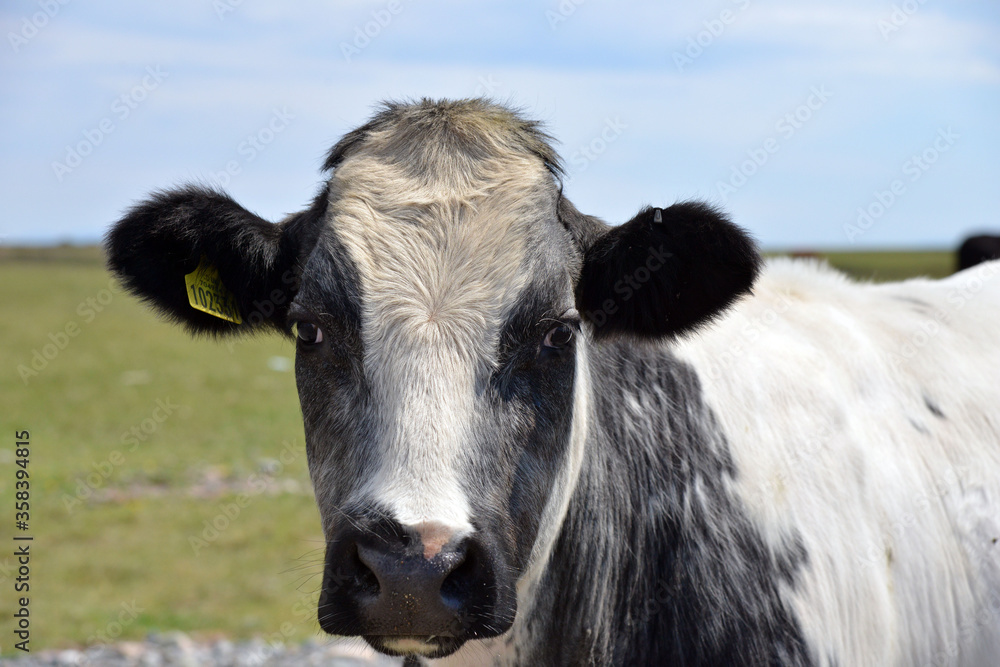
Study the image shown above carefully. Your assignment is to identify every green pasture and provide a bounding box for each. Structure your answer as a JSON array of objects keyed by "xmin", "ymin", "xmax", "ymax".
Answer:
[
  {"xmin": 801, "ymin": 250, "xmax": 955, "ymax": 282},
  {"xmin": 1, "ymin": 246, "xmax": 321, "ymax": 652},
  {"xmin": 0, "ymin": 245, "xmax": 954, "ymax": 651}
]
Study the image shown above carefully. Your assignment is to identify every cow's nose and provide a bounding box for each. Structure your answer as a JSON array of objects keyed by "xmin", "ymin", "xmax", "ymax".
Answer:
[
  {"xmin": 355, "ymin": 535, "xmax": 470, "ymax": 628},
  {"xmin": 319, "ymin": 517, "xmax": 513, "ymax": 657}
]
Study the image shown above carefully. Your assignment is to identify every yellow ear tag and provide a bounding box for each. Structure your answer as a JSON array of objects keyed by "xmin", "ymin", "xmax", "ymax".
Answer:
[{"xmin": 184, "ymin": 256, "xmax": 242, "ymax": 324}]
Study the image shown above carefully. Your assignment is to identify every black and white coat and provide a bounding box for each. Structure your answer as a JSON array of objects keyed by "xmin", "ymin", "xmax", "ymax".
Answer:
[{"xmin": 107, "ymin": 99, "xmax": 1000, "ymax": 666}]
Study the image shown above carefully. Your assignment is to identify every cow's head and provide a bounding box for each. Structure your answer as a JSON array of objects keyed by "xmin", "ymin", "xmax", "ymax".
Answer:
[{"xmin": 106, "ymin": 99, "xmax": 759, "ymax": 658}]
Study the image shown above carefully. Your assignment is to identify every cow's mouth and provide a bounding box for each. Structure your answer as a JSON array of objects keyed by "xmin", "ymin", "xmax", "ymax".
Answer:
[{"xmin": 365, "ymin": 634, "xmax": 465, "ymax": 658}]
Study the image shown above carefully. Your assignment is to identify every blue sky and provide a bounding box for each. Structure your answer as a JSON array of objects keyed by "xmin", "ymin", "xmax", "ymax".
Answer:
[{"xmin": 1, "ymin": 0, "xmax": 998, "ymax": 248}]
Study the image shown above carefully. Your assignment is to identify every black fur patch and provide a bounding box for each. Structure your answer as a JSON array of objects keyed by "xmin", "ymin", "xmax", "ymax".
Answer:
[
  {"xmin": 957, "ymin": 234, "xmax": 1000, "ymax": 271},
  {"xmin": 522, "ymin": 346, "xmax": 812, "ymax": 665},
  {"xmin": 105, "ymin": 185, "xmax": 326, "ymax": 336},
  {"xmin": 556, "ymin": 194, "xmax": 608, "ymax": 255},
  {"xmin": 575, "ymin": 203, "xmax": 761, "ymax": 341}
]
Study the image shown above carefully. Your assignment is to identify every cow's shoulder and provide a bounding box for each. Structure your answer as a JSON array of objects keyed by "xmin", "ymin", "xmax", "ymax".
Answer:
[{"xmin": 673, "ymin": 257, "xmax": 1000, "ymax": 665}]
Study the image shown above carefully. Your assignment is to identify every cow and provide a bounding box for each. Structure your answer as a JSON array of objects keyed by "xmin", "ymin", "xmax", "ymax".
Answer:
[
  {"xmin": 106, "ymin": 98, "xmax": 1000, "ymax": 666},
  {"xmin": 958, "ymin": 235, "xmax": 1000, "ymax": 272}
]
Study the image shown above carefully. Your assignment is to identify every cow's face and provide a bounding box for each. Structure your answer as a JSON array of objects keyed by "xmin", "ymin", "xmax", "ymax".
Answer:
[
  {"xmin": 106, "ymin": 99, "xmax": 760, "ymax": 659},
  {"xmin": 294, "ymin": 133, "xmax": 585, "ymax": 657}
]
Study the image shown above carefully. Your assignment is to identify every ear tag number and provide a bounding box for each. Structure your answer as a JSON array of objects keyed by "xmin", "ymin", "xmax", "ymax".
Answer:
[{"xmin": 184, "ymin": 256, "xmax": 242, "ymax": 324}]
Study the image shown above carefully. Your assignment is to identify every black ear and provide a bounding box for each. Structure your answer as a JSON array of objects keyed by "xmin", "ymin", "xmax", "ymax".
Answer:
[
  {"xmin": 576, "ymin": 202, "xmax": 761, "ymax": 340},
  {"xmin": 105, "ymin": 185, "xmax": 325, "ymax": 336}
]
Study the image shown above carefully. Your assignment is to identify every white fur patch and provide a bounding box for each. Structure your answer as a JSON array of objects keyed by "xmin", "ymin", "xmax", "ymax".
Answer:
[
  {"xmin": 381, "ymin": 637, "xmax": 442, "ymax": 656},
  {"xmin": 516, "ymin": 330, "xmax": 591, "ymax": 595},
  {"xmin": 674, "ymin": 258, "xmax": 1000, "ymax": 666},
  {"xmin": 330, "ymin": 145, "xmax": 558, "ymax": 537},
  {"xmin": 434, "ymin": 337, "xmax": 592, "ymax": 667}
]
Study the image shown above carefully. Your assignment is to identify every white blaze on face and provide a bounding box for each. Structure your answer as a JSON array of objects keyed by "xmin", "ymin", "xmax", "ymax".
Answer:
[
  {"xmin": 331, "ymin": 151, "xmax": 556, "ymax": 553},
  {"xmin": 365, "ymin": 327, "xmax": 477, "ymax": 548}
]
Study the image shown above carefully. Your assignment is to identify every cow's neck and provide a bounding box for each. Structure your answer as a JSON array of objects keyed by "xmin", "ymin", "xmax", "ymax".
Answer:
[{"xmin": 518, "ymin": 344, "xmax": 813, "ymax": 665}]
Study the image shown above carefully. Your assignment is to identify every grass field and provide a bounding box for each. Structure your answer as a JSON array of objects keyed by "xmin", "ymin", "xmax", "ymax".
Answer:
[
  {"xmin": 0, "ymin": 245, "xmax": 956, "ymax": 652},
  {"xmin": 0, "ymin": 246, "xmax": 322, "ymax": 652},
  {"xmin": 800, "ymin": 250, "xmax": 956, "ymax": 282}
]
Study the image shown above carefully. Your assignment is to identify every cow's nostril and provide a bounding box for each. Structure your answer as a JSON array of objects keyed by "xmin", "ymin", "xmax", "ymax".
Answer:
[
  {"xmin": 352, "ymin": 542, "xmax": 380, "ymax": 597},
  {"xmin": 440, "ymin": 541, "xmax": 479, "ymax": 608}
]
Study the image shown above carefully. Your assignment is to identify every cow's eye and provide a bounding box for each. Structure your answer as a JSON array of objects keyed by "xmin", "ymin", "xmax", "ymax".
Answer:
[
  {"xmin": 294, "ymin": 322, "xmax": 324, "ymax": 346},
  {"xmin": 542, "ymin": 324, "xmax": 574, "ymax": 350}
]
